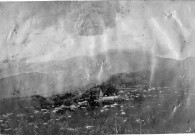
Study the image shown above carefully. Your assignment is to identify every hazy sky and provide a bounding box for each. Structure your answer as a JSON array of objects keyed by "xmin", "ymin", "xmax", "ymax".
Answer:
[{"xmin": 0, "ymin": 1, "xmax": 195, "ymax": 63}]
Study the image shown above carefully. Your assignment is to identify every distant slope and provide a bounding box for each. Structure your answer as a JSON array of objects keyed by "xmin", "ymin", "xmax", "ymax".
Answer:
[
  {"xmin": 0, "ymin": 50, "xmax": 194, "ymax": 99},
  {"xmin": 0, "ymin": 72, "xmax": 57, "ymax": 99}
]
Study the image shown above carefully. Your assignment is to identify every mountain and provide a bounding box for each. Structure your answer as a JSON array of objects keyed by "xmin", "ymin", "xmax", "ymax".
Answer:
[
  {"xmin": 0, "ymin": 72, "xmax": 57, "ymax": 99},
  {"xmin": 0, "ymin": 50, "xmax": 194, "ymax": 99}
]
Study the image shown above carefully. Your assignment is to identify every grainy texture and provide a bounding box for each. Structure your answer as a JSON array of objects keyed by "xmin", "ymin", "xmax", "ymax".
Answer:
[{"xmin": 0, "ymin": 1, "xmax": 195, "ymax": 134}]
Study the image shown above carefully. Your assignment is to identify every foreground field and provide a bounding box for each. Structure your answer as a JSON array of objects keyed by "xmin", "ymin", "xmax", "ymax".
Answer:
[{"xmin": 0, "ymin": 85, "xmax": 194, "ymax": 135}]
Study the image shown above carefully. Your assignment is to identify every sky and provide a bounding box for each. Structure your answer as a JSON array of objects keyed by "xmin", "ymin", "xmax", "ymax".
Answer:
[{"xmin": 0, "ymin": 1, "xmax": 195, "ymax": 63}]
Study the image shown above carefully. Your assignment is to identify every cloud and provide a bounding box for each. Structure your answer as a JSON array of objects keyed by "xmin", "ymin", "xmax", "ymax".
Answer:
[
  {"xmin": 0, "ymin": 1, "xmax": 195, "ymax": 64},
  {"xmin": 67, "ymin": 1, "xmax": 118, "ymax": 36}
]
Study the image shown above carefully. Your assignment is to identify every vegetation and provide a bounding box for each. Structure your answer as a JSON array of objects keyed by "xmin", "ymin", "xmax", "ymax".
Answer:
[
  {"xmin": 0, "ymin": 72, "xmax": 192, "ymax": 134},
  {"xmin": 0, "ymin": 84, "xmax": 192, "ymax": 134},
  {"xmin": 100, "ymin": 84, "xmax": 118, "ymax": 96}
]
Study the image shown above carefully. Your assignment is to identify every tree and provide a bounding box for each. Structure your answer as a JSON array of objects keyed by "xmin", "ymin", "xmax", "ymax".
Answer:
[{"xmin": 100, "ymin": 84, "xmax": 118, "ymax": 96}]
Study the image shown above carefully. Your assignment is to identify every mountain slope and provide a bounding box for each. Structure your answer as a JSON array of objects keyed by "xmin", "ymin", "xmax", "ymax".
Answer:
[{"xmin": 0, "ymin": 50, "xmax": 194, "ymax": 99}]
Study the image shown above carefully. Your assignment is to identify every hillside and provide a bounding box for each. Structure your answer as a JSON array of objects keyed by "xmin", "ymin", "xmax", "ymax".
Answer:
[{"xmin": 0, "ymin": 50, "xmax": 194, "ymax": 99}]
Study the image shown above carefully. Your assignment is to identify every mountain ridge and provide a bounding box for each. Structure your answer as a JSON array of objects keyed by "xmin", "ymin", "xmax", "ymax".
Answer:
[{"xmin": 0, "ymin": 50, "xmax": 194, "ymax": 99}]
